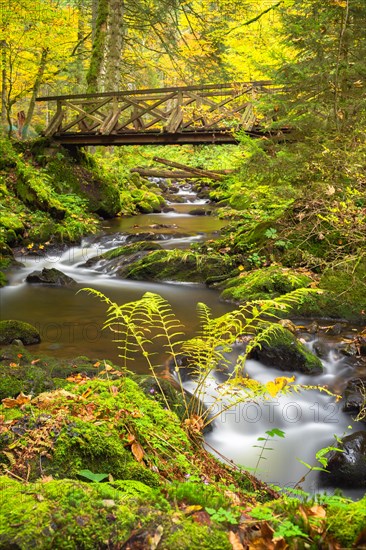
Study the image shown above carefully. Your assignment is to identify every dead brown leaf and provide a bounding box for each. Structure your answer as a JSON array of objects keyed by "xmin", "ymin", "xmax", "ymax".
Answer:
[
  {"xmin": 131, "ymin": 442, "xmax": 144, "ymax": 462},
  {"xmin": 229, "ymin": 531, "xmax": 244, "ymax": 550},
  {"xmin": 2, "ymin": 392, "xmax": 31, "ymax": 408}
]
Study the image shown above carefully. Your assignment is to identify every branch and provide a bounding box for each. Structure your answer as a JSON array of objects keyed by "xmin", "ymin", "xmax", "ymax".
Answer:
[
  {"xmin": 225, "ymin": 1, "xmax": 283, "ymax": 36},
  {"xmin": 71, "ymin": 31, "xmax": 92, "ymax": 57}
]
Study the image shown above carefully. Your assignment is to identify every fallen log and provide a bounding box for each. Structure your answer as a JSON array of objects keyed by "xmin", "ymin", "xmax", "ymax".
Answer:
[
  {"xmin": 131, "ymin": 169, "xmax": 202, "ymax": 178},
  {"xmin": 153, "ymin": 156, "xmax": 227, "ymax": 181}
]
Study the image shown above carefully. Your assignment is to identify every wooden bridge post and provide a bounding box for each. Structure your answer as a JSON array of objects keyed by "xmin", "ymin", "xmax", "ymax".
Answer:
[{"xmin": 44, "ymin": 100, "xmax": 63, "ymax": 136}]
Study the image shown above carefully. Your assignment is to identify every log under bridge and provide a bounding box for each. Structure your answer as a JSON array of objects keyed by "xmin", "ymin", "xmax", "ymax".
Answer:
[{"xmin": 36, "ymin": 82, "xmax": 281, "ymax": 147}]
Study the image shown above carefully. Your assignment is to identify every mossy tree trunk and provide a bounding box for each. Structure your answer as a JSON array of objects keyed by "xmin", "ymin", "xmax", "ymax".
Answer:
[
  {"xmin": 104, "ymin": 0, "xmax": 124, "ymax": 91},
  {"xmin": 86, "ymin": 0, "xmax": 108, "ymax": 92},
  {"xmin": 87, "ymin": 0, "xmax": 125, "ymax": 93},
  {"xmin": 0, "ymin": 40, "xmax": 7, "ymax": 131},
  {"xmin": 22, "ymin": 47, "xmax": 49, "ymax": 138}
]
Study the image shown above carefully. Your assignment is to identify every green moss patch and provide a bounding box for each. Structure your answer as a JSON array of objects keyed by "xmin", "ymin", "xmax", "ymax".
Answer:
[
  {"xmin": 250, "ymin": 325, "xmax": 323, "ymax": 374},
  {"xmin": 124, "ymin": 249, "xmax": 235, "ymax": 283},
  {"xmin": 220, "ymin": 266, "xmax": 312, "ymax": 303},
  {"xmin": 0, "ymin": 320, "xmax": 41, "ymax": 345}
]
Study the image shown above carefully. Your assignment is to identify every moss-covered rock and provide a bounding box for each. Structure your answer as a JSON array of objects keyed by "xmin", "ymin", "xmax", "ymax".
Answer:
[
  {"xmin": 325, "ymin": 494, "xmax": 366, "ymax": 547},
  {"xmin": 164, "ymin": 521, "xmax": 231, "ymax": 550},
  {"xmin": 250, "ymin": 325, "xmax": 323, "ymax": 374},
  {"xmin": 0, "ymin": 377, "xmax": 195, "ymax": 482},
  {"xmin": 0, "ymin": 320, "xmax": 41, "ymax": 345},
  {"xmin": 0, "ymin": 477, "xmax": 138, "ymax": 549},
  {"xmin": 124, "ymin": 249, "xmax": 235, "ymax": 283},
  {"xmin": 52, "ymin": 420, "xmax": 134, "ymax": 480},
  {"xmin": 219, "ymin": 266, "xmax": 312, "ymax": 303},
  {"xmin": 26, "ymin": 267, "xmax": 76, "ymax": 286},
  {"xmin": 101, "ymin": 241, "xmax": 162, "ymax": 261}
]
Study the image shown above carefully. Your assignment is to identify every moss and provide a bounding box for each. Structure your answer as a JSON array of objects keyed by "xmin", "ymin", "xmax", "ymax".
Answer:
[
  {"xmin": 0, "ymin": 476, "xmax": 137, "ymax": 549},
  {"xmin": 52, "ymin": 420, "xmax": 133, "ymax": 480},
  {"xmin": 287, "ymin": 259, "xmax": 366, "ymax": 322},
  {"xmin": 112, "ymin": 479, "xmax": 156, "ymax": 499},
  {"xmin": 123, "ymin": 462, "xmax": 161, "ymax": 488},
  {"xmin": 134, "ymin": 374, "xmax": 186, "ymax": 420},
  {"xmin": 101, "ymin": 241, "xmax": 162, "ymax": 261},
  {"xmin": 131, "ymin": 187, "xmax": 165, "ymax": 213},
  {"xmin": 0, "ymin": 364, "xmax": 58, "ymax": 400},
  {"xmin": 0, "ymin": 213, "xmax": 24, "ymax": 233},
  {"xmin": 1, "ymin": 377, "xmax": 194, "ymax": 481},
  {"xmin": 220, "ymin": 266, "xmax": 312, "ymax": 303},
  {"xmin": 125, "ymin": 249, "xmax": 234, "ymax": 283},
  {"xmin": 0, "ymin": 271, "xmax": 7, "ymax": 287},
  {"xmin": 168, "ymin": 479, "xmax": 231, "ymax": 509},
  {"xmin": 163, "ymin": 520, "xmax": 231, "ymax": 550},
  {"xmin": 326, "ymin": 495, "xmax": 366, "ymax": 547},
  {"xmin": 0, "ymin": 320, "xmax": 41, "ymax": 345},
  {"xmin": 250, "ymin": 325, "xmax": 323, "ymax": 374}
]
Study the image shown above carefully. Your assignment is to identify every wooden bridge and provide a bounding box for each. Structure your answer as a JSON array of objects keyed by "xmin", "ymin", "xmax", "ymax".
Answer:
[{"xmin": 36, "ymin": 82, "xmax": 278, "ymax": 146}]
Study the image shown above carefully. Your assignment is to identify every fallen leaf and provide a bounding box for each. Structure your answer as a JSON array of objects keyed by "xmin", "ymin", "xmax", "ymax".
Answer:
[
  {"xmin": 183, "ymin": 505, "xmax": 202, "ymax": 515},
  {"xmin": 2, "ymin": 392, "xmax": 31, "ymax": 408},
  {"xmin": 308, "ymin": 505, "xmax": 326, "ymax": 518},
  {"xmin": 40, "ymin": 475, "xmax": 54, "ymax": 483},
  {"xmin": 148, "ymin": 525, "xmax": 163, "ymax": 550},
  {"xmin": 81, "ymin": 388, "xmax": 93, "ymax": 399},
  {"xmin": 229, "ymin": 531, "xmax": 244, "ymax": 550},
  {"xmin": 126, "ymin": 433, "xmax": 136, "ymax": 444},
  {"xmin": 131, "ymin": 442, "xmax": 144, "ymax": 462}
]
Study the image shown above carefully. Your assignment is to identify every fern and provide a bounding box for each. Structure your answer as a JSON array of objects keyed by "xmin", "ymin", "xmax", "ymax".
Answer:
[{"xmin": 80, "ymin": 287, "xmax": 330, "ymax": 431}]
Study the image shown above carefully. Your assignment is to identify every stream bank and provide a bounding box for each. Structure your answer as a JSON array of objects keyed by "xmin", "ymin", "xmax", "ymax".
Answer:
[
  {"xmin": 1, "ymin": 140, "xmax": 366, "ymax": 548},
  {"xmin": 1, "ymin": 179, "xmax": 366, "ymax": 500}
]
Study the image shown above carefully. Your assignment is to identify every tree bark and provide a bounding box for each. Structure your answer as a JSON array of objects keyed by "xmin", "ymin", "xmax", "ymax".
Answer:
[
  {"xmin": 153, "ymin": 157, "xmax": 226, "ymax": 180},
  {"xmin": 86, "ymin": 0, "xmax": 109, "ymax": 92},
  {"xmin": 0, "ymin": 40, "xmax": 7, "ymax": 132},
  {"xmin": 22, "ymin": 48, "xmax": 49, "ymax": 138},
  {"xmin": 104, "ymin": 0, "xmax": 124, "ymax": 91},
  {"xmin": 87, "ymin": 0, "xmax": 125, "ymax": 93}
]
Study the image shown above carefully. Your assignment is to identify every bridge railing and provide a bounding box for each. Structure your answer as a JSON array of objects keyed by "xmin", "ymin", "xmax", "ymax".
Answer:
[{"xmin": 36, "ymin": 82, "xmax": 276, "ymax": 138}]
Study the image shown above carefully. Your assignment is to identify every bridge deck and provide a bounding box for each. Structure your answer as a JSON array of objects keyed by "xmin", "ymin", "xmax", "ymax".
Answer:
[{"xmin": 36, "ymin": 82, "xmax": 277, "ymax": 146}]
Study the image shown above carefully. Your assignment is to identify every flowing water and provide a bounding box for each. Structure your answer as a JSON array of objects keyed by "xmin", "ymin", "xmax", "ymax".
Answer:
[
  {"xmin": 0, "ymin": 187, "xmax": 229, "ymax": 366},
  {"xmin": 0, "ymin": 182, "xmax": 364, "ymax": 498}
]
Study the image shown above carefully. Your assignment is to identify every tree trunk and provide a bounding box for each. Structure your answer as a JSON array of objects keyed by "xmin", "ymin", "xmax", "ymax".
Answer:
[
  {"xmin": 0, "ymin": 40, "xmax": 7, "ymax": 132},
  {"xmin": 104, "ymin": 0, "xmax": 124, "ymax": 91},
  {"xmin": 22, "ymin": 48, "xmax": 49, "ymax": 138},
  {"xmin": 86, "ymin": 0, "xmax": 109, "ymax": 92}
]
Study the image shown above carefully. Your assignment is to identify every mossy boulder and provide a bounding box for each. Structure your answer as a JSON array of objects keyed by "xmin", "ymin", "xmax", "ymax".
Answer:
[
  {"xmin": 101, "ymin": 241, "xmax": 162, "ymax": 261},
  {"xmin": 26, "ymin": 267, "xmax": 76, "ymax": 286},
  {"xmin": 0, "ymin": 377, "xmax": 194, "ymax": 482},
  {"xmin": 0, "ymin": 477, "xmax": 139, "ymax": 549},
  {"xmin": 124, "ymin": 249, "xmax": 234, "ymax": 283},
  {"xmin": 0, "ymin": 320, "xmax": 41, "ymax": 345},
  {"xmin": 250, "ymin": 325, "xmax": 323, "ymax": 374},
  {"xmin": 131, "ymin": 187, "xmax": 165, "ymax": 213},
  {"xmin": 82, "ymin": 241, "xmax": 163, "ymax": 274},
  {"xmin": 0, "ymin": 271, "xmax": 7, "ymax": 287},
  {"xmin": 220, "ymin": 266, "xmax": 312, "ymax": 303},
  {"xmin": 325, "ymin": 494, "xmax": 366, "ymax": 547},
  {"xmin": 135, "ymin": 374, "xmax": 186, "ymax": 420},
  {"xmin": 52, "ymin": 420, "xmax": 135, "ymax": 480}
]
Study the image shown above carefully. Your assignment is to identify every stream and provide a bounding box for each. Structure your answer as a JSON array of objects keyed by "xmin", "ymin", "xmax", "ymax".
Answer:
[{"xmin": 0, "ymin": 181, "xmax": 364, "ymax": 499}]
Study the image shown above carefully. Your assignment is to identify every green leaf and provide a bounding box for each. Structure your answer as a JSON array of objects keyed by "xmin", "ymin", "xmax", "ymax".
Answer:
[{"xmin": 77, "ymin": 469, "xmax": 109, "ymax": 483}]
